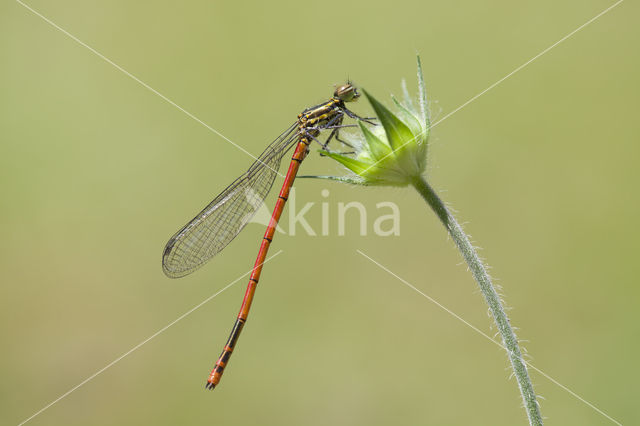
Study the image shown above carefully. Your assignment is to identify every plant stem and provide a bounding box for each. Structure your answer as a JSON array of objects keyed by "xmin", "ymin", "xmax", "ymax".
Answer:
[{"xmin": 411, "ymin": 175, "xmax": 543, "ymax": 426}]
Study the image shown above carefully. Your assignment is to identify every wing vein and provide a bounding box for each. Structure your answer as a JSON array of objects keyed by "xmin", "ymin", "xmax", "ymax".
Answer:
[{"xmin": 162, "ymin": 123, "xmax": 300, "ymax": 278}]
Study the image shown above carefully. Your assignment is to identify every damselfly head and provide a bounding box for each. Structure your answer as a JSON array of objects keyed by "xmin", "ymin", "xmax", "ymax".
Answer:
[{"xmin": 334, "ymin": 83, "xmax": 360, "ymax": 102}]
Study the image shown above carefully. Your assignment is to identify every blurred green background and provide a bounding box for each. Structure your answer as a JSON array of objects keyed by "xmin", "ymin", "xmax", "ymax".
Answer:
[{"xmin": 2, "ymin": 0, "xmax": 638, "ymax": 424}]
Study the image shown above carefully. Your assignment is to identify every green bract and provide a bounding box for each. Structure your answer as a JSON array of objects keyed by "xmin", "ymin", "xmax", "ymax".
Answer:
[{"xmin": 310, "ymin": 56, "xmax": 430, "ymax": 186}]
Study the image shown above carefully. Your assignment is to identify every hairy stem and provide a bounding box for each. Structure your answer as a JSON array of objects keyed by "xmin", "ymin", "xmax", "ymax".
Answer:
[{"xmin": 411, "ymin": 175, "xmax": 543, "ymax": 426}]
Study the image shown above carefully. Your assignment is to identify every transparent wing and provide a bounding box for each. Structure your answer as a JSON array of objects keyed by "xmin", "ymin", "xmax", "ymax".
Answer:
[{"xmin": 162, "ymin": 123, "xmax": 299, "ymax": 278}]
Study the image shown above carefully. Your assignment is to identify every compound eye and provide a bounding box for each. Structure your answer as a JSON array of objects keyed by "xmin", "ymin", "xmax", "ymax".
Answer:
[{"xmin": 334, "ymin": 84, "xmax": 359, "ymax": 102}]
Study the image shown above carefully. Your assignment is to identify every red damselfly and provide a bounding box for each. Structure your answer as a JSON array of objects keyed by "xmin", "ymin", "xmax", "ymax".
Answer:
[{"xmin": 162, "ymin": 83, "xmax": 366, "ymax": 389}]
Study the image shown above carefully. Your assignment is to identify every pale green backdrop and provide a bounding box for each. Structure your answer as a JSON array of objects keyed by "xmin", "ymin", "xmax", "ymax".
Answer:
[{"xmin": 1, "ymin": 1, "xmax": 638, "ymax": 425}]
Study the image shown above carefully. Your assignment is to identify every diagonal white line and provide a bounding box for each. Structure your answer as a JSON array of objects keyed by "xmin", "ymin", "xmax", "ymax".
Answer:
[
  {"xmin": 525, "ymin": 364, "xmax": 622, "ymax": 425},
  {"xmin": 15, "ymin": 0, "xmax": 286, "ymax": 178},
  {"xmin": 17, "ymin": 250, "xmax": 284, "ymax": 426},
  {"xmin": 358, "ymin": 0, "xmax": 624, "ymax": 176},
  {"xmin": 430, "ymin": 0, "xmax": 624, "ymax": 128},
  {"xmin": 356, "ymin": 249, "xmax": 623, "ymax": 426}
]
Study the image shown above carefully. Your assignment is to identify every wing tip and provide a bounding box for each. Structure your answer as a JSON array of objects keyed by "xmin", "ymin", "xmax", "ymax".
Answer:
[{"xmin": 162, "ymin": 241, "xmax": 189, "ymax": 279}]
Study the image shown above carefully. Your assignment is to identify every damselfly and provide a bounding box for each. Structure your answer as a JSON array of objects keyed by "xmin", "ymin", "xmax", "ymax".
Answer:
[{"xmin": 162, "ymin": 83, "xmax": 366, "ymax": 390}]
